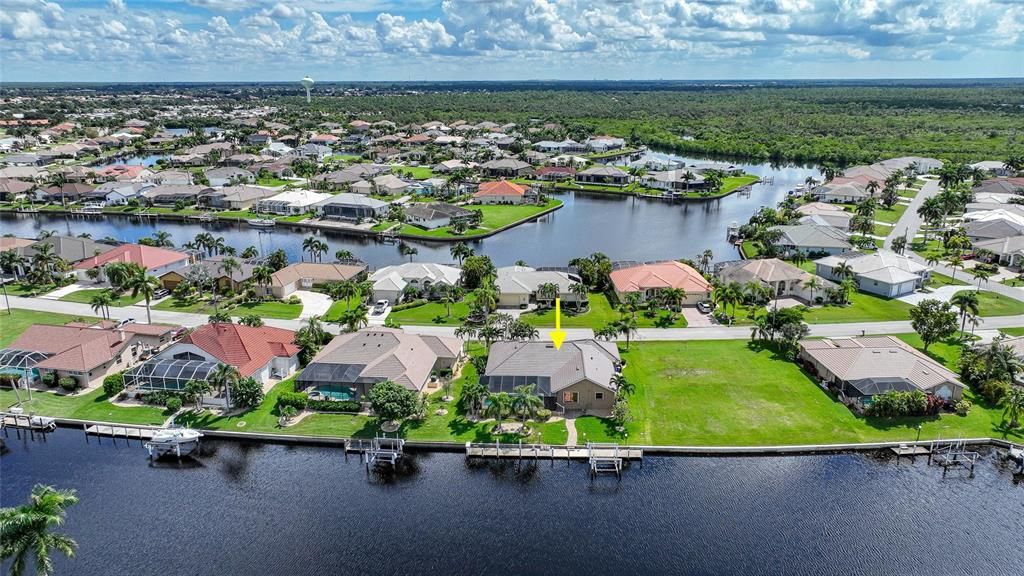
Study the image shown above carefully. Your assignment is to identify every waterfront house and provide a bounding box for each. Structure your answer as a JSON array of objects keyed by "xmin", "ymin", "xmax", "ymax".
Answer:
[
  {"xmin": 296, "ymin": 328, "xmax": 463, "ymax": 398},
  {"xmin": 94, "ymin": 164, "xmax": 153, "ymax": 182},
  {"xmin": 795, "ymin": 202, "xmax": 854, "ymax": 231},
  {"xmin": 432, "ymin": 159, "xmax": 473, "ymax": 173},
  {"xmin": 481, "ymin": 158, "xmax": 534, "ymax": 178},
  {"xmin": 255, "ymin": 189, "xmax": 332, "ymax": 215},
  {"xmin": 371, "ymin": 174, "xmax": 410, "ymax": 196},
  {"xmin": 481, "ymin": 339, "xmax": 621, "ymax": 412},
  {"xmin": 495, "ymin": 266, "xmax": 582, "ymax": 308},
  {"xmin": 88, "ymin": 181, "xmax": 153, "ymax": 206},
  {"xmin": 404, "ymin": 202, "xmax": 475, "ymax": 230},
  {"xmin": 202, "ymin": 185, "xmax": 277, "ymax": 211},
  {"xmin": 15, "ymin": 235, "xmax": 117, "ymax": 272},
  {"xmin": 35, "ymin": 182, "xmax": 94, "ymax": 204},
  {"xmin": 4, "ymin": 321, "xmax": 179, "ymax": 389},
  {"xmin": 771, "ymin": 224, "xmax": 852, "ymax": 257},
  {"xmin": 73, "ymin": 243, "xmax": 193, "ymax": 282},
  {"xmin": 158, "ymin": 255, "xmax": 256, "ymax": 294},
  {"xmin": 0, "ymin": 177, "xmax": 35, "ymax": 200},
  {"xmin": 811, "ymin": 181, "xmax": 870, "ymax": 203},
  {"xmin": 716, "ymin": 258, "xmax": 836, "ymax": 304},
  {"xmin": 641, "ymin": 170, "xmax": 708, "ymax": 192},
  {"xmin": 576, "ymin": 166, "xmax": 630, "ymax": 187},
  {"xmin": 814, "ymin": 250, "xmax": 929, "ymax": 298},
  {"xmin": 535, "ymin": 166, "xmax": 576, "ymax": 181},
  {"xmin": 315, "ymin": 193, "xmax": 389, "ymax": 221},
  {"xmin": 142, "ymin": 184, "xmax": 213, "ymax": 206},
  {"xmin": 267, "ymin": 262, "xmax": 367, "ymax": 299},
  {"xmin": 204, "ymin": 167, "xmax": 255, "ymax": 187},
  {"xmin": 473, "ymin": 180, "xmax": 535, "ymax": 204},
  {"xmin": 370, "ymin": 262, "xmax": 462, "ymax": 302},
  {"xmin": 145, "ymin": 170, "xmax": 193, "ymax": 186},
  {"xmin": 798, "ymin": 336, "xmax": 964, "ymax": 410},
  {"xmin": 609, "ymin": 261, "xmax": 711, "ymax": 305},
  {"xmin": 126, "ymin": 322, "xmax": 299, "ymax": 394}
]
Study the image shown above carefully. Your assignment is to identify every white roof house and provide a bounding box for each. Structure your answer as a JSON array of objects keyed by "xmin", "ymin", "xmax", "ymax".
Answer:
[
  {"xmin": 814, "ymin": 250, "xmax": 930, "ymax": 298},
  {"xmin": 495, "ymin": 266, "xmax": 582, "ymax": 308},
  {"xmin": 962, "ymin": 209, "xmax": 1024, "ymax": 228},
  {"xmin": 255, "ymin": 189, "xmax": 332, "ymax": 215},
  {"xmin": 370, "ymin": 263, "xmax": 462, "ymax": 302}
]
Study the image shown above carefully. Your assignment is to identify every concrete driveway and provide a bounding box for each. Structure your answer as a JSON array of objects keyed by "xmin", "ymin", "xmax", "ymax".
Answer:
[
  {"xmin": 898, "ymin": 286, "xmax": 974, "ymax": 306},
  {"xmin": 681, "ymin": 306, "xmax": 713, "ymax": 328},
  {"xmin": 292, "ymin": 290, "xmax": 333, "ymax": 319}
]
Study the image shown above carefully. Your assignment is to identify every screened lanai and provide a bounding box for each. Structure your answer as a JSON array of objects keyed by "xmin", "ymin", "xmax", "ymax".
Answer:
[
  {"xmin": 124, "ymin": 358, "xmax": 219, "ymax": 391},
  {"xmin": 0, "ymin": 349, "xmax": 50, "ymax": 382}
]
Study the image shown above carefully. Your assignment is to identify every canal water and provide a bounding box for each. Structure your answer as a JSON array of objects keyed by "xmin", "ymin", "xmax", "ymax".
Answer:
[
  {"xmin": 2, "ymin": 153, "xmax": 817, "ymax": 269},
  {"xmin": 2, "ymin": 430, "xmax": 1022, "ymax": 575}
]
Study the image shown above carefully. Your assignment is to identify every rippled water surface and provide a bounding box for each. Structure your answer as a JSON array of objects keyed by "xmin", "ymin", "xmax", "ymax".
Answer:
[{"xmin": 2, "ymin": 430, "xmax": 1022, "ymax": 576}]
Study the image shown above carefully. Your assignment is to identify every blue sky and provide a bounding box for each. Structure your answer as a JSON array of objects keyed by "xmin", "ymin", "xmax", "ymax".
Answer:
[{"xmin": 1, "ymin": 0, "xmax": 1022, "ymax": 82}]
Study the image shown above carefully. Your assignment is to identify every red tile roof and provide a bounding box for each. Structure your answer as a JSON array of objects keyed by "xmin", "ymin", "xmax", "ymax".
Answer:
[
  {"xmin": 610, "ymin": 261, "xmax": 711, "ymax": 294},
  {"xmin": 474, "ymin": 180, "xmax": 529, "ymax": 197},
  {"xmin": 74, "ymin": 244, "xmax": 190, "ymax": 271},
  {"xmin": 9, "ymin": 325, "xmax": 131, "ymax": 372},
  {"xmin": 181, "ymin": 323, "xmax": 299, "ymax": 377}
]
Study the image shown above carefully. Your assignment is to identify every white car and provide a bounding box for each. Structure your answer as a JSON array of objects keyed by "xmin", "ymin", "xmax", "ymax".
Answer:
[{"xmin": 373, "ymin": 300, "xmax": 389, "ymax": 314}]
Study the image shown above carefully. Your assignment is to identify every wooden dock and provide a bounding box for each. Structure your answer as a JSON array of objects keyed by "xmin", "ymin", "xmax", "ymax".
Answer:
[
  {"xmin": 465, "ymin": 441, "xmax": 643, "ymax": 462},
  {"xmin": 82, "ymin": 423, "xmax": 159, "ymax": 445},
  {"xmin": 890, "ymin": 443, "xmax": 930, "ymax": 462}
]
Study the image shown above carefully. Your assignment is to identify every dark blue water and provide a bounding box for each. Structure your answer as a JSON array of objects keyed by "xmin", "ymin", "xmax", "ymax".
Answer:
[
  {"xmin": 2, "ymin": 154, "xmax": 810, "ymax": 269},
  {"xmin": 2, "ymin": 430, "xmax": 1021, "ymax": 575},
  {"xmin": 91, "ymin": 154, "xmax": 170, "ymax": 168}
]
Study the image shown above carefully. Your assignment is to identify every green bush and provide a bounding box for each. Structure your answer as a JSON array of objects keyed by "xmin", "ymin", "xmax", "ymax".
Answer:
[
  {"xmin": 41, "ymin": 372, "xmax": 56, "ymax": 387},
  {"xmin": 954, "ymin": 398, "xmax": 972, "ymax": 416},
  {"xmin": 277, "ymin": 391, "xmax": 309, "ymax": 411},
  {"xmin": 535, "ymin": 408, "xmax": 552, "ymax": 421},
  {"xmin": 103, "ymin": 373, "xmax": 125, "ymax": 397},
  {"xmin": 391, "ymin": 299, "xmax": 427, "ymax": 312},
  {"xmin": 58, "ymin": 376, "xmax": 78, "ymax": 392},
  {"xmin": 287, "ymin": 295, "xmax": 302, "ymax": 305},
  {"xmin": 307, "ymin": 399, "xmax": 361, "ymax": 412},
  {"xmin": 866, "ymin": 390, "xmax": 930, "ymax": 417},
  {"xmin": 165, "ymin": 396, "xmax": 182, "ymax": 412},
  {"xmin": 368, "ymin": 380, "xmax": 418, "ymax": 421}
]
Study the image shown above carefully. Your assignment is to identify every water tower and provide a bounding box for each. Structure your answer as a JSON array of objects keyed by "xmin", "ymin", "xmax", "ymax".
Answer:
[{"xmin": 300, "ymin": 76, "xmax": 314, "ymax": 103}]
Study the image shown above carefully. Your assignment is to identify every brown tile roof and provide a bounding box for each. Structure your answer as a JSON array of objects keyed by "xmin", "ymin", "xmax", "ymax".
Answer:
[
  {"xmin": 270, "ymin": 262, "xmax": 366, "ymax": 288},
  {"xmin": 610, "ymin": 261, "xmax": 711, "ymax": 294},
  {"xmin": 8, "ymin": 325, "xmax": 134, "ymax": 372}
]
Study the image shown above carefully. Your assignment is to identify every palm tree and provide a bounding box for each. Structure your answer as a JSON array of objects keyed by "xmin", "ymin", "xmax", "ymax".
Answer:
[
  {"xmin": 334, "ymin": 249, "xmax": 356, "ymax": 262},
  {"xmin": 485, "ymin": 392, "xmax": 513, "ymax": 432},
  {"xmin": 568, "ymin": 282, "xmax": 589, "ymax": 310},
  {"xmin": 865, "ymin": 180, "xmax": 879, "ymax": 197},
  {"xmin": 511, "ymin": 384, "xmax": 543, "ymax": 426},
  {"xmin": 218, "ymin": 257, "xmax": 240, "ymax": 292},
  {"xmin": 450, "ymin": 242, "xmax": 473, "ymax": 266},
  {"xmin": 537, "ymin": 282, "xmax": 559, "ymax": 308},
  {"xmin": 207, "ymin": 363, "xmax": 240, "ymax": 408},
  {"xmin": 341, "ymin": 305, "xmax": 369, "ymax": 332},
  {"xmin": 917, "ymin": 196, "xmax": 945, "ymax": 242},
  {"xmin": 0, "ymin": 249, "xmax": 24, "ymax": 282},
  {"xmin": 302, "ymin": 236, "xmax": 318, "ymax": 262},
  {"xmin": 611, "ymin": 373, "xmax": 634, "ymax": 398},
  {"xmin": 332, "ymin": 279, "xmax": 358, "ymax": 312},
  {"xmin": 832, "ymin": 261, "xmax": 854, "ymax": 280},
  {"xmin": 184, "ymin": 379, "xmax": 212, "ymax": 411},
  {"xmin": 400, "ymin": 243, "xmax": 418, "ymax": 262},
  {"xmin": 945, "ymin": 255, "xmax": 964, "ymax": 283},
  {"xmin": 89, "ymin": 289, "xmax": 115, "ymax": 320},
  {"xmin": 970, "ymin": 267, "xmax": 993, "ymax": 289},
  {"xmin": 122, "ymin": 264, "xmax": 160, "ymax": 324},
  {"xmin": 295, "ymin": 315, "xmax": 327, "ymax": 363},
  {"xmin": 460, "ymin": 378, "xmax": 488, "ymax": 417},
  {"xmin": 802, "ymin": 277, "xmax": 822, "ymax": 305},
  {"xmin": 698, "ymin": 249, "xmax": 714, "ymax": 274},
  {"xmin": 1004, "ymin": 387, "xmax": 1024, "ymax": 428},
  {"xmin": 151, "ymin": 231, "xmax": 174, "ymax": 248},
  {"xmin": 46, "ymin": 172, "xmax": 68, "ymax": 208},
  {"xmin": 251, "ymin": 265, "xmax": 273, "ymax": 298},
  {"xmin": 950, "ymin": 290, "xmax": 980, "ymax": 337},
  {"xmin": 617, "ymin": 315, "xmax": 638, "ymax": 350},
  {"xmin": 0, "ymin": 484, "xmax": 79, "ymax": 576},
  {"xmin": 440, "ymin": 285, "xmax": 457, "ymax": 317}
]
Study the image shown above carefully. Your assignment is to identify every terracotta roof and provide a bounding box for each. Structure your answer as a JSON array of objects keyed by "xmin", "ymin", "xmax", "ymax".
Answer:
[
  {"xmin": 8, "ymin": 324, "xmax": 133, "ymax": 372},
  {"xmin": 181, "ymin": 323, "xmax": 299, "ymax": 377},
  {"xmin": 474, "ymin": 180, "xmax": 530, "ymax": 198},
  {"xmin": 610, "ymin": 261, "xmax": 711, "ymax": 294},
  {"xmin": 74, "ymin": 244, "xmax": 190, "ymax": 271}
]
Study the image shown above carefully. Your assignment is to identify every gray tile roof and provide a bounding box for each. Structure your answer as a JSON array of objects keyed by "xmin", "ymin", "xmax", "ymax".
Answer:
[
  {"xmin": 482, "ymin": 339, "xmax": 621, "ymax": 396},
  {"xmin": 799, "ymin": 336, "xmax": 963, "ymax": 394}
]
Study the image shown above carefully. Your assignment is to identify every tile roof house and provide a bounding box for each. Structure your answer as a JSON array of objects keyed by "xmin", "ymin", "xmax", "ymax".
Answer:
[
  {"xmin": 296, "ymin": 328, "xmax": 463, "ymax": 397},
  {"xmin": 971, "ymin": 236, "xmax": 1024, "ymax": 268},
  {"xmin": 814, "ymin": 250, "xmax": 930, "ymax": 298},
  {"xmin": 798, "ymin": 336, "xmax": 964, "ymax": 410},
  {"xmin": 972, "ymin": 177, "xmax": 1024, "ymax": 195},
  {"xmin": 963, "ymin": 218, "xmax": 1024, "ymax": 243},
  {"xmin": 173, "ymin": 323, "xmax": 299, "ymax": 380},
  {"xmin": 267, "ymin": 262, "xmax": 367, "ymax": 299},
  {"xmin": 481, "ymin": 158, "xmax": 534, "ymax": 177},
  {"xmin": 94, "ymin": 164, "xmax": 154, "ymax": 182},
  {"xmin": 204, "ymin": 167, "xmax": 255, "ymax": 187},
  {"xmin": 795, "ymin": 202, "xmax": 854, "ymax": 231},
  {"xmin": 255, "ymin": 189, "xmax": 332, "ymax": 215},
  {"xmin": 609, "ymin": 261, "xmax": 711, "ymax": 305},
  {"xmin": 576, "ymin": 166, "xmax": 630, "ymax": 187},
  {"xmin": 17, "ymin": 235, "xmax": 118, "ymax": 268},
  {"xmin": 473, "ymin": 180, "xmax": 534, "ymax": 204},
  {"xmin": 158, "ymin": 255, "xmax": 257, "ymax": 293},
  {"xmin": 73, "ymin": 244, "xmax": 193, "ymax": 281},
  {"xmin": 495, "ymin": 266, "xmax": 583, "ymax": 308},
  {"xmin": 482, "ymin": 339, "xmax": 622, "ymax": 412},
  {"xmin": 404, "ymin": 202, "xmax": 475, "ymax": 230},
  {"xmin": 202, "ymin": 185, "xmax": 277, "ymax": 210},
  {"xmin": 370, "ymin": 262, "xmax": 462, "ymax": 303},
  {"xmin": 5, "ymin": 322, "xmax": 179, "ymax": 388},
  {"xmin": 771, "ymin": 224, "xmax": 852, "ymax": 257},
  {"xmin": 315, "ymin": 193, "xmax": 389, "ymax": 221},
  {"xmin": 717, "ymin": 258, "xmax": 836, "ymax": 304}
]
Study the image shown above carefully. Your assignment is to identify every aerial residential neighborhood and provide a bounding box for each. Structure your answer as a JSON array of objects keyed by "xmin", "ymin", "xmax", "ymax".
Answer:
[{"xmin": 1, "ymin": 1, "xmax": 1022, "ymax": 574}]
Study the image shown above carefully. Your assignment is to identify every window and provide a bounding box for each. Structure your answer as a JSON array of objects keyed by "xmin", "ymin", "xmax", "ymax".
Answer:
[
  {"xmin": 595, "ymin": 392, "xmax": 604, "ymax": 400},
  {"xmin": 563, "ymin": 391, "xmax": 579, "ymax": 403}
]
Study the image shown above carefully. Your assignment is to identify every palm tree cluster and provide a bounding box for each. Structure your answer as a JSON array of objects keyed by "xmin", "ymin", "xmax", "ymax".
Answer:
[
  {"xmin": 0, "ymin": 484, "xmax": 79, "ymax": 576},
  {"xmin": 302, "ymin": 236, "xmax": 328, "ymax": 262},
  {"xmin": 959, "ymin": 340, "xmax": 1023, "ymax": 405},
  {"xmin": 456, "ymin": 312, "xmax": 539, "ymax": 347},
  {"xmin": 190, "ymin": 232, "xmax": 228, "ymax": 257}
]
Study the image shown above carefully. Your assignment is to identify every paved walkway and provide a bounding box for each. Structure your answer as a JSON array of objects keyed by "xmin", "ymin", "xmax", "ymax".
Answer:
[
  {"xmin": 884, "ymin": 178, "xmax": 940, "ymax": 249},
  {"xmin": 564, "ymin": 418, "xmax": 578, "ymax": 446},
  {"xmin": 40, "ymin": 283, "xmax": 97, "ymax": 300},
  {"xmin": 897, "ymin": 285, "xmax": 974, "ymax": 306}
]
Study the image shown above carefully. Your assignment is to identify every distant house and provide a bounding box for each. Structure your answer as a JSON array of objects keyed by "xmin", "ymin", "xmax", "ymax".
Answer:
[
  {"xmin": 798, "ymin": 336, "xmax": 964, "ymax": 410},
  {"xmin": 125, "ymin": 323, "xmax": 300, "ymax": 400},
  {"xmin": 0, "ymin": 177, "xmax": 35, "ymax": 200},
  {"xmin": 642, "ymin": 170, "xmax": 707, "ymax": 192},
  {"xmin": 717, "ymin": 258, "xmax": 836, "ymax": 303},
  {"xmin": 795, "ymin": 202, "xmax": 853, "ymax": 231},
  {"xmin": 4, "ymin": 321, "xmax": 179, "ymax": 388},
  {"xmin": 473, "ymin": 180, "xmax": 535, "ymax": 204},
  {"xmin": 585, "ymin": 136, "xmax": 626, "ymax": 152},
  {"xmin": 481, "ymin": 158, "xmax": 534, "ymax": 177},
  {"xmin": 968, "ymin": 236, "xmax": 1024, "ymax": 268},
  {"xmin": 972, "ymin": 177, "xmax": 1024, "ymax": 195},
  {"xmin": 404, "ymin": 202, "xmax": 475, "ymax": 230},
  {"xmin": 495, "ymin": 266, "xmax": 582, "ymax": 308},
  {"xmin": 202, "ymin": 185, "xmax": 277, "ymax": 210},
  {"xmin": 609, "ymin": 261, "xmax": 711, "ymax": 305},
  {"xmin": 771, "ymin": 224, "xmax": 852, "ymax": 257},
  {"xmin": 158, "ymin": 255, "xmax": 256, "ymax": 293},
  {"xmin": 142, "ymin": 184, "xmax": 212, "ymax": 206},
  {"xmin": 294, "ymin": 143, "xmax": 333, "ymax": 161},
  {"xmin": 811, "ymin": 181, "xmax": 870, "ymax": 203},
  {"xmin": 535, "ymin": 166, "xmax": 576, "ymax": 181},
  {"xmin": 35, "ymin": 182, "xmax": 94, "ymax": 204},
  {"xmin": 315, "ymin": 193, "xmax": 389, "ymax": 221},
  {"xmin": 308, "ymin": 134, "xmax": 340, "ymax": 146},
  {"xmin": 296, "ymin": 328, "xmax": 463, "ymax": 397},
  {"xmin": 369, "ymin": 262, "xmax": 461, "ymax": 303},
  {"xmin": 576, "ymin": 166, "xmax": 629, "ymax": 187},
  {"xmin": 16, "ymin": 235, "xmax": 118, "ymax": 273},
  {"xmin": 255, "ymin": 189, "xmax": 332, "ymax": 215},
  {"xmin": 267, "ymin": 262, "xmax": 367, "ymax": 299},
  {"xmin": 814, "ymin": 250, "xmax": 929, "ymax": 298},
  {"xmin": 482, "ymin": 340, "xmax": 622, "ymax": 412},
  {"xmin": 73, "ymin": 244, "xmax": 193, "ymax": 282},
  {"xmin": 371, "ymin": 174, "xmax": 410, "ymax": 196},
  {"xmin": 970, "ymin": 161, "xmax": 1012, "ymax": 177},
  {"xmin": 145, "ymin": 170, "xmax": 193, "ymax": 186},
  {"xmin": 964, "ymin": 219, "xmax": 1024, "ymax": 243},
  {"xmin": 204, "ymin": 167, "xmax": 254, "ymax": 187}
]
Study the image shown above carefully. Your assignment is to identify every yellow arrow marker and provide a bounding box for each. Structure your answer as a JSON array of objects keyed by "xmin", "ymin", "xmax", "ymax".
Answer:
[{"xmin": 550, "ymin": 297, "xmax": 567, "ymax": 350}]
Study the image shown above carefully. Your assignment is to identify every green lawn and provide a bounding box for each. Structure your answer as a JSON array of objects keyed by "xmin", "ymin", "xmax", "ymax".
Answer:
[
  {"xmin": 388, "ymin": 301, "xmax": 474, "ymax": 326},
  {"xmin": 898, "ymin": 188, "xmax": 918, "ymax": 198},
  {"xmin": 519, "ymin": 293, "xmax": 687, "ymax": 329},
  {"xmin": 1, "ymin": 282, "xmax": 58, "ymax": 297},
  {"xmin": 927, "ymin": 272, "xmax": 968, "ymax": 288},
  {"xmin": 580, "ymin": 339, "xmax": 1023, "ymax": 445},
  {"xmin": 390, "ymin": 165, "xmax": 434, "ymax": 180},
  {"xmin": 799, "ymin": 292, "xmax": 914, "ymax": 323},
  {"xmin": 975, "ymin": 291, "xmax": 1024, "ymax": 317},
  {"xmin": 231, "ymin": 301, "xmax": 302, "ymax": 320},
  {"xmin": 0, "ymin": 309, "xmax": 98, "ymax": 347},
  {"xmin": 516, "ymin": 174, "xmax": 758, "ymax": 199},
  {"xmin": 395, "ymin": 199, "xmax": 562, "ymax": 239},
  {"xmin": 154, "ymin": 296, "xmax": 219, "ymax": 315},
  {"xmin": 256, "ymin": 177, "xmax": 290, "ymax": 187},
  {"xmin": 873, "ymin": 204, "xmax": 907, "ymax": 224},
  {"xmin": 0, "ymin": 387, "xmax": 169, "ymax": 425},
  {"xmin": 59, "ymin": 289, "xmax": 144, "ymax": 307},
  {"xmin": 323, "ymin": 296, "xmax": 367, "ymax": 322}
]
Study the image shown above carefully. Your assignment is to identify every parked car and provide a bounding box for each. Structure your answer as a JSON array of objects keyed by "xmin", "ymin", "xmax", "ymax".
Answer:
[
  {"xmin": 116, "ymin": 318, "xmax": 136, "ymax": 327},
  {"xmin": 153, "ymin": 288, "xmax": 170, "ymax": 299},
  {"xmin": 373, "ymin": 300, "xmax": 389, "ymax": 314},
  {"xmin": 696, "ymin": 301, "xmax": 714, "ymax": 314}
]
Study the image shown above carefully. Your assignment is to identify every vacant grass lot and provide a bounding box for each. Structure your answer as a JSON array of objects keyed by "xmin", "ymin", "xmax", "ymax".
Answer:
[
  {"xmin": 60, "ymin": 289, "xmax": 145, "ymax": 307},
  {"xmin": 388, "ymin": 301, "xmax": 474, "ymax": 326},
  {"xmin": 154, "ymin": 297, "xmax": 302, "ymax": 319},
  {"xmin": 0, "ymin": 309, "xmax": 99, "ymax": 347}
]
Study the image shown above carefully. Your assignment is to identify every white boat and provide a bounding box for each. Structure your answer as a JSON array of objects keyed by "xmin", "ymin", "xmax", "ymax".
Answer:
[
  {"xmin": 246, "ymin": 218, "xmax": 276, "ymax": 228},
  {"xmin": 145, "ymin": 428, "xmax": 203, "ymax": 458}
]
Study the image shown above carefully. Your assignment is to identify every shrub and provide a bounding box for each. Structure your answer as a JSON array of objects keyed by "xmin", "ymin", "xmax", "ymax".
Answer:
[
  {"xmin": 368, "ymin": 380, "xmax": 418, "ymax": 421},
  {"xmin": 287, "ymin": 295, "xmax": 302, "ymax": 305},
  {"xmin": 41, "ymin": 372, "xmax": 56, "ymax": 387},
  {"xmin": 0, "ymin": 373, "xmax": 17, "ymax": 388},
  {"xmin": 103, "ymin": 373, "xmax": 125, "ymax": 397},
  {"xmin": 231, "ymin": 376, "xmax": 264, "ymax": 408},
  {"xmin": 277, "ymin": 391, "xmax": 309, "ymax": 411},
  {"xmin": 307, "ymin": 399, "xmax": 361, "ymax": 412},
  {"xmin": 58, "ymin": 376, "xmax": 78, "ymax": 392},
  {"xmin": 867, "ymin": 390, "xmax": 930, "ymax": 417},
  {"xmin": 165, "ymin": 396, "xmax": 182, "ymax": 412},
  {"xmin": 391, "ymin": 299, "xmax": 427, "ymax": 312},
  {"xmin": 954, "ymin": 398, "xmax": 972, "ymax": 416},
  {"xmin": 535, "ymin": 408, "xmax": 552, "ymax": 421},
  {"xmin": 978, "ymin": 379, "xmax": 1010, "ymax": 405}
]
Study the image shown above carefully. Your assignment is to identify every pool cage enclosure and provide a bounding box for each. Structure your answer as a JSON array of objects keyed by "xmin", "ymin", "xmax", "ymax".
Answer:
[
  {"xmin": 0, "ymin": 349, "xmax": 50, "ymax": 382},
  {"xmin": 124, "ymin": 358, "xmax": 220, "ymax": 392}
]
